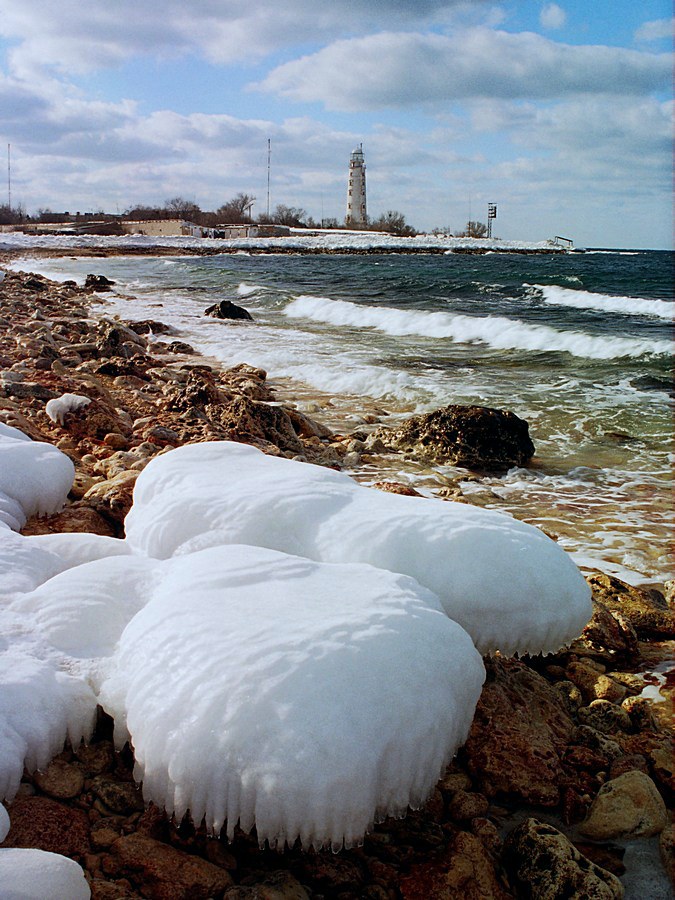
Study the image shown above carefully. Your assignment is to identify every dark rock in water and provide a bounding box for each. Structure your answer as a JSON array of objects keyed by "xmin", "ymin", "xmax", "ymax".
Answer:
[
  {"xmin": 374, "ymin": 404, "xmax": 535, "ymax": 472},
  {"xmin": 84, "ymin": 274, "xmax": 115, "ymax": 291},
  {"xmin": 125, "ymin": 318, "xmax": 176, "ymax": 336},
  {"xmin": 630, "ymin": 375, "xmax": 674, "ymax": 397},
  {"xmin": 204, "ymin": 299, "xmax": 254, "ymax": 321},
  {"xmin": 165, "ymin": 340, "xmax": 195, "ymax": 354}
]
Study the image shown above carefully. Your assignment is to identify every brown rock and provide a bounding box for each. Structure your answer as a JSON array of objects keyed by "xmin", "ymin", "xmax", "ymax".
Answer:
[
  {"xmin": 103, "ymin": 431, "xmax": 129, "ymax": 450},
  {"xmin": 83, "ymin": 470, "xmax": 138, "ymax": 528},
  {"xmin": 33, "ymin": 758, "xmax": 85, "ymax": 800},
  {"xmin": 60, "ymin": 397, "xmax": 129, "ymax": 441},
  {"xmin": 110, "ymin": 832, "xmax": 233, "ymax": 899},
  {"xmin": 503, "ymin": 818, "xmax": 624, "ymax": 899},
  {"xmin": 620, "ymin": 696, "xmax": 657, "ymax": 731},
  {"xmin": 565, "ymin": 660, "xmax": 606, "ymax": 703},
  {"xmin": 609, "ymin": 754, "xmax": 650, "ymax": 780},
  {"xmin": 371, "ymin": 481, "xmax": 423, "ymax": 497},
  {"xmin": 90, "ymin": 776, "xmax": 145, "ymax": 815},
  {"xmin": 3, "ymin": 796, "xmax": 90, "ymax": 859},
  {"xmin": 438, "ymin": 771, "xmax": 473, "ymax": 796},
  {"xmin": 577, "ymin": 700, "xmax": 633, "ymax": 735},
  {"xmin": 21, "ymin": 501, "xmax": 118, "ymax": 537},
  {"xmin": 579, "ymin": 770, "xmax": 668, "ymax": 840},
  {"xmin": 215, "ymin": 395, "xmax": 304, "ymax": 455},
  {"xmin": 374, "ymin": 404, "xmax": 535, "ymax": 472},
  {"xmin": 90, "ymin": 880, "xmax": 143, "ymax": 899},
  {"xmin": 587, "ymin": 573, "xmax": 675, "ymax": 639},
  {"xmin": 463, "ymin": 656, "xmax": 575, "ymax": 806},
  {"xmin": 399, "ymin": 829, "xmax": 513, "ymax": 899},
  {"xmin": 571, "ymin": 599, "xmax": 640, "ymax": 662},
  {"xmin": 470, "ymin": 816, "xmax": 502, "ymax": 855},
  {"xmin": 594, "ymin": 675, "xmax": 628, "ymax": 703},
  {"xmin": 143, "ymin": 424, "xmax": 181, "ymax": 446},
  {"xmin": 447, "ymin": 790, "xmax": 490, "ymax": 822},
  {"xmin": 75, "ymin": 740, "xmax": 115, "ymax": 776},
  {"xmin": 222, "ymin": 871, "xmax": 310, "ymax": 899}
]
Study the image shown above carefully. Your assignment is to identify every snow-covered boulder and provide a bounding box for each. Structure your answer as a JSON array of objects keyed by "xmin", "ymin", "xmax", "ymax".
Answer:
[
  {"xmin": 0, "ymin": 423, "xmax": 74, "ymax": 530},
  {"xmin": 125, "ymin": 441, "xmax": 592, "ymax": 655},
  {"xmin": 99, "ymin": 545, "xmax": 485, "ymax": 849},
  {"xmin": 0, "ymin": 846, "xmax": 90, "ymax": 899}
]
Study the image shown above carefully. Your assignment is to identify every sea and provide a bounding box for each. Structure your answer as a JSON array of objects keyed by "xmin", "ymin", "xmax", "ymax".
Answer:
[{"xmin": 16, "ymin": 246, "xmax": 673, "ymax": 588}]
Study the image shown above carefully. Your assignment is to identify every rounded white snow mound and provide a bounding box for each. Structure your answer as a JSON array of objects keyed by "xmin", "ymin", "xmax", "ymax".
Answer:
[
  {"xmin": 0, "ymin": 848, "xmax": 90, "ymax": 899},
  {"xmin": 124, "ymin": 441, "xmax": 592, "ymax": 655},
  {"xmin": 100, "ymin": 545, "xmax": 485, "ymax": 850},
  {"xmin": 0, "ymin": 802, "xmax": 9, "ymax": 841},
  {"xmin": 0, "ymin": 423, "xmax": 74, "ymax": 530},
  {"xmin": 0, "ymin": 651, "xmax": 96, "ymax": 802}
]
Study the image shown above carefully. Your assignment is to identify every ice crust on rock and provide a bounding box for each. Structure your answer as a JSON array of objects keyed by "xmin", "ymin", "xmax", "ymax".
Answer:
[
  {"xmin": 0, "ymin": 430, "xmax": 592, "ymax": 850},
  {"xmin": 0, "ymin": 847, "xmax": 91, "ymax": 899},
  {"xmin": 45, "ymin": 392, "xmax": 91, "ymax": 425},
  {"xmin": 0, "ymin": 651, "xmax": 96, "ymax": 800},
  {"xmin": 125, "ymin": 441, "xmax": 592, "ymax": 655},
  {"xmin": 99, "ymin": 545, "xmax": 485, "ymax": 849},
  {"xmin": 0, "ymin": 423, "xmax": 74, "ymax": 529}
]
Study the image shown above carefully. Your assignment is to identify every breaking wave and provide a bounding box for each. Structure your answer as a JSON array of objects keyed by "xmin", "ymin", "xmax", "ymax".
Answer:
[
  {"xmin": 530, "ymin": 284, "xmax": 674, "ymax": 320},
  {"xmin": 284, "ymin": 295, "xmax": 671, "ymax": 360}
]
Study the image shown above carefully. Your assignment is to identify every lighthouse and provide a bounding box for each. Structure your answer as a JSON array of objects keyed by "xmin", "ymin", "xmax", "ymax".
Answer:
[{"xmin": 346, "ymin": 144, "xmax": 367, "ymax": 227}]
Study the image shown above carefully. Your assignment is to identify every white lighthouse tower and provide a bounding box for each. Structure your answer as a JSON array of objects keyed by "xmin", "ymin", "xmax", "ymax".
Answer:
[{"xmin": 346, "ymin": 144, "xmax": 367, "ymax": 227}]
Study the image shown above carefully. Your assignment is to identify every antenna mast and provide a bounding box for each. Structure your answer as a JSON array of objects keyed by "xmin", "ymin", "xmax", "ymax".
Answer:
[
  {"xmin": 7, "ymin": 144, "xmax": 11, "ymax": 210},
  {"xmin": 266, "ymin": 138, "xmax": 271, "ymax": 219}
]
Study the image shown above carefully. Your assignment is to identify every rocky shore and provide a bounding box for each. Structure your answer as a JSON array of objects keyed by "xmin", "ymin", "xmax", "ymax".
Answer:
[{"xmin": 0, "ymin": 263, "xmax": 672, "ymax": 899}]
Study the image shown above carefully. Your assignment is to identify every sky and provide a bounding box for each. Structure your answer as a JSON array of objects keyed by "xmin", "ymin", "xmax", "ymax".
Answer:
[{"xmin": 0, "ymin": 0, "xmax": 671, "ymax": 248}]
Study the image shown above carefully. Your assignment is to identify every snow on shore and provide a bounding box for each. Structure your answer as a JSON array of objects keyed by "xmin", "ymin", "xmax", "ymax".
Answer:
[
  {"xmin": 0, "ymin": 428, "xmax": 591, "ymax": 850},
  {"xmin": 0, "ymin": 230, "xmax": 564, "ymax": 254}
]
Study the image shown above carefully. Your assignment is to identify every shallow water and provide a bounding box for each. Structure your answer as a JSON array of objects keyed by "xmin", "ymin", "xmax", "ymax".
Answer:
[{"xmin": 15, "ymin": 249, "xmax": 673, "ymax": 586}]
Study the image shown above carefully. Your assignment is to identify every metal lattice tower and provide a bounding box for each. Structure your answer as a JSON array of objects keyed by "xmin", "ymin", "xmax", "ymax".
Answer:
[{"xmin": 346, "ymin": 144, "xmax": 366, "ymax": 226}]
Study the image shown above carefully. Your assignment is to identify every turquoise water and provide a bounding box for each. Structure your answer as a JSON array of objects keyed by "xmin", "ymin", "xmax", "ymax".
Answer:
[{"xmin": 19, "ymin": 249, "xmax": 673, "ymax": 585}]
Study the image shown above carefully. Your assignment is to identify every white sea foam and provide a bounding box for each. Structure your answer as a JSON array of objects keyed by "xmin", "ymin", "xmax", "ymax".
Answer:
[
  {"xmin": 530, "ymin": 284, "xmax": 675, "ymax": 320},
  {"xmin": 236, "ymin": 282, "xmax": 263, "ymax": 297},
  {"xmin": 284, "ymin": 294, "xmax": 671, "ymax": 360}
]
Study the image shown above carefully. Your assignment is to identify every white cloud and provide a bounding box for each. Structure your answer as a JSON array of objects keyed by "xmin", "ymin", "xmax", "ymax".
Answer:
[
  {"xmin": 0, "ymin": 0, "xmax": 480, "ymax": 76},
  {"xmin": 634, "ymin": 17, "xmax": 674, "ymax": 43},
  {"xmin": 539, "ymin": 3, "xmax": 567, "ymax": 31},
  {"xmin": 256, "ymin": 29, "xmax": 670, "ymax": 110}
]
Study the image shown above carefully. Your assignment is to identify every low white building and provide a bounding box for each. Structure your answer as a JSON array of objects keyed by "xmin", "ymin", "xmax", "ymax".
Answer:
[{"xmin": 121, "ymin": 219, "xmax": 211, "ymax": 237}]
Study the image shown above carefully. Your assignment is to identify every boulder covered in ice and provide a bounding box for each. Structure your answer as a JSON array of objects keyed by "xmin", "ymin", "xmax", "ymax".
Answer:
[
  {"xmin": 0, "ymin": 423, "xmax": 74, "ymax": 530},
  {"xmin": 125, "ymin": 441, "xmax": 592, "ymax": 655},
  {"xmin": 0, "ymin": 846, "xmax": 90, "ymax": 899},
  {"xmin": 99, "ymin": 545, "xmax": 485, "ymax": 849},
  {"xmin": 0, "ymin": 431, "xmax": 592, "ymax": 852}
]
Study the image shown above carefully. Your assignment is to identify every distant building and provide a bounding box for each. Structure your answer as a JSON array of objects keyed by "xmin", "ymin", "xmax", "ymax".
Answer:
[
  {"xmin": 346, "ymin": 144, "xmax": 367, "ymax": 227},
  {"xmin": 121, "ymin": 219, "xmax": 208, "ymax": 237},
  {"xmin": 216, "ymin": 224, "xmax": 291, "ymax": 238}
]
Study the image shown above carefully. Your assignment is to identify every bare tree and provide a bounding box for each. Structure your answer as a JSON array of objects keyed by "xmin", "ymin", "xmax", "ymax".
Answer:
[
  {"xmin": 216, "ymin": 193, "xmax": 256, "ymax": 223},
  {"xmin": 270, "ymin": 204, "xmax": 307, "ymax": 227},
  {"xmin": 456, "ymin": 220, "xmax": 488, "ymax": 238},
  {"xmin": 369, "ymin": 210, "xmax": 416, "ymax": 236},
  {"xmin": 0, "ymin": 203, "xmax": 26, "ymax": 225},
  {"xmin": 163, "ymin": 197, "xmax": 202, "ymax": 221},
  {"xmin": 124, "ymin": 205, "xmax": 164, "ymax": 221}
]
